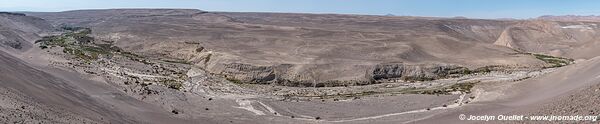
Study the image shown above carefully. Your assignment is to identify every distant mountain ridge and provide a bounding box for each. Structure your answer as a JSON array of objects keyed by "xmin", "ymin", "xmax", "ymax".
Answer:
[{"xmin": 538, "ymin": 15, "xmax": 600, "ymax": 22}]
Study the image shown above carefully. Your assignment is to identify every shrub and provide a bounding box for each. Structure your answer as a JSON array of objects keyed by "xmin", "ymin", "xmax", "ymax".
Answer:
[
  {"xmin": 196, "ymin": 47, "xmax": 204, "ymax": 52},
  {"xmin": 226, "ymin": 77, "xmax": 243, "ymax": 84},
  {"xmin": 160, "ymin": 79, "xmax": 183, "ymax": 90},
  {"xmin": 532, "ymin": 53, "xmax": 573, "ymax": 68}
]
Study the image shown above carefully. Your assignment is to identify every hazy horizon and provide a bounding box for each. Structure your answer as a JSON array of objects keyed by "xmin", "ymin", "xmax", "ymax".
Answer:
[{"xmin": 1, "ymin": 0, "xmax": 600, "ymax": 19}]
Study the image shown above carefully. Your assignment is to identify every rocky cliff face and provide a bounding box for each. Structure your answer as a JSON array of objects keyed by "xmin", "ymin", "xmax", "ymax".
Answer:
[
  {"xmin": 371, "ymin": 63, "xmax": 469, "ymax": 81},
  {"xmin": 205, "ymin": 61, "xmax": 473, "ymax": 87},
  {"xmin": 219, "ymin": 63, "xmax": 277, "ymax": 83}
]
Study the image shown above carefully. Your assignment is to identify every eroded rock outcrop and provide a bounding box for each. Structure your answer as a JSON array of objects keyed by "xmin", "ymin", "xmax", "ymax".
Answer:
[
  {"xmin": 220, "ymin": 63, "xmax": 278, "ymax": 83},
  {"xmin": 206, "ymin": 61, "xmax": 472, "ymax": 87},
  {"xmin": 371, "ymin": 63, "xmax": 469, "ymax": 81}
]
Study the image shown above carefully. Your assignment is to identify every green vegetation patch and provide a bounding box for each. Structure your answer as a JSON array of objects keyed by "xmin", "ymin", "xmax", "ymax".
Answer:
[
  {"xmin": 36, "ymin": 28, "xmax": 114, "ymax": 61},
  {"xmin": 472, "ymin": 66, "xmax": 496, "ymax": 73},
  {"xmin": 35, "ymin": 27, "xmax": 151, "ymax": 63},
  {"xmin": 289, "ymin": 90, "xmax": 378, "ymax": 100},
  {"xmin": 511, "ymin": 49, "xmax": 574, "ymax": 68},
  {"xmin": 37, "ymin": 26, "xmax": 189, "ymax": 91},
  {"xmin": 226, "ymin": 77, "xmax": 243, "ymax": 84},
  {"xmin": 294, "ymin": 81, "xmax": 478, "ymax": 100},
  {"xmin": 61, "ymin": 25, "xmax": 88, "ymax": 31},
  {"xmin": 162, "ymin": 59, "xmax": 192, "ymax": 65},
  {"xmin": 402, "ymin": 76, "xmax": 435, "ymax": 82},
  {"xmin": 403, "ymin": 81, "xmax": 478, "ymax": 95},
  {"xmin": 531, "ymin": 53, "xmax": 574, "ymax": 68}
]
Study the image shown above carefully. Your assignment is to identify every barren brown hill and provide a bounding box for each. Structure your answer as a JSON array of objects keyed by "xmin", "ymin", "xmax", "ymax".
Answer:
[
  {"xmin": 25, "ymin": 9, "xmax": 564, "ymax": 86},
  {"xmin": 493, "ymin": 20, "xmax": 600, "ymax": 59},
  {"xmin": 1, "ymin": 9, "xmax": 598, "ymax": 124},
  {"xmin": 0, "ymin": 12, "xmax": 53, "ymax": 52}
]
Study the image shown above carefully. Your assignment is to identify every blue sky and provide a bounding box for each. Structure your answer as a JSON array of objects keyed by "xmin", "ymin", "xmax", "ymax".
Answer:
[{"xmin": 1, "ymin": 0, "xmax": 600, "ymax": 19}]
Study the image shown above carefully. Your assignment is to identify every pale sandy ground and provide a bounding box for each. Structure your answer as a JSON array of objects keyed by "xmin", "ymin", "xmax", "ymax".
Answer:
[
  {"xmin": 412, "ymin": 57, "xmax": 600, "ymax": 124},
  {"xmin": 237, "ymin": 96, "xmax": 464, "ymax": 124},
  {"xmin": 259, "ymin": 94, "xmax": 458, "ymax": 120}
]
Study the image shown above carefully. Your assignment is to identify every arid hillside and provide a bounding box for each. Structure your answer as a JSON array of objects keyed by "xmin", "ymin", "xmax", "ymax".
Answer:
[
  {"xmin": 0, "ymin": 12, "xmax": 53, "ymax": 52},
  {"xmin": 417, "ymin": 55, "xmax": 600, "ymax": 123},
  {"xmin": 27, "ymin": 9, "xmax": 585, "ymax": 86},
  {"xmin": 1, "ymin": 9, "xmax": 599, "ymax": 123}
]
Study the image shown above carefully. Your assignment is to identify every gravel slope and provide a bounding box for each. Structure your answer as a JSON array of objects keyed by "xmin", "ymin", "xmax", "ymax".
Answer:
[
  {"xmin": 415, "ymin": 57, "xmax": 600, "ymax": 123},
  {"xmin": 0, "ymin": 50, "xmax": 195, "ymax": 123}
]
